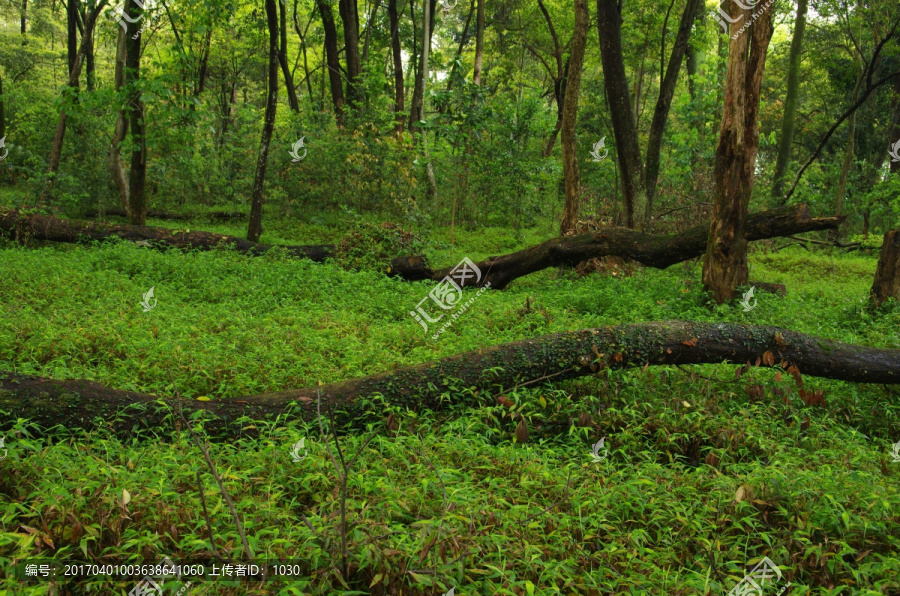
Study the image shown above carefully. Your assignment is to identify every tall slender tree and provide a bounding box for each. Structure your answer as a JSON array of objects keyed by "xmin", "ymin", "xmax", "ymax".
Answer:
[
  {"xmin": 317, "ymin": 0, "xmax": 345, "ymax": 123},
  {"xmin": 248, "ymin": 0, "xmax": 281, "ymax": 242},
  {"xmin": 771, "ymin": 0, "xmax": 808, "ymax": 199},
  {"xmin": 278, "ymin": 0, "xmax": 300, "ymax": 112},
  {"xmin": 388, "ymin": 0, "xmax": 404, "ymax": 132},
  {"xmin": 559, "ymin": 0, "xmax": 588, "ymax": 234},
  {"xmin": 125, "ymin": 0, "xmax": 148, "ymax": 225}
]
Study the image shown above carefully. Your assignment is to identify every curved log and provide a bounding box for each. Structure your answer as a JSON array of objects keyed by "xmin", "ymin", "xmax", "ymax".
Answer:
[
  {"xmin": 1, "ymin": 321, "xmax": 896, "ymax": 438},
  {"xmin": 389, "ymin": 205, "xmax": 843, "ymax": 289}
]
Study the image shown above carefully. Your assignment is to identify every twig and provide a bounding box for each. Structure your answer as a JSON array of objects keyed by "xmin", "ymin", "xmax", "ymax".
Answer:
[
  {"xmin": 496, "ymin": 369, "xmax": 573, "ymax": 396},
  {"xmin": 168, "ymin": 369, "xmax": 253, "ymax": 561},
  {"xmin": 195, "ymin": 469, "xmax": 229, "ymax": 562},
  {"xmin": 317, "ymin": 389, "xmax": 378, "ymax": 581}
]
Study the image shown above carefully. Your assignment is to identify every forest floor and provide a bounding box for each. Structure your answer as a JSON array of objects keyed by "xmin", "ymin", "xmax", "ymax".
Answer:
[{"xmin": 1, "ymin": 207, "xmax": 899, "ymax": 595}]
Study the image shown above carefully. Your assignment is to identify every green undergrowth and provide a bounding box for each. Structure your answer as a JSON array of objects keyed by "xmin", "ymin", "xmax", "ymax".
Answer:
[{"xmin": 0, "ymin": 221, "xmax": 899, "ymax": 594}]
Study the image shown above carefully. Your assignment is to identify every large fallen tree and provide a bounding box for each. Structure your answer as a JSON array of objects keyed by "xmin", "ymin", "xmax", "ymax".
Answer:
[
  {"xmin": 1, "ymin": 321, "xmax": 896, "ymax": 439},
  {"xmin": 1, "ymin": 205, "xmax": 842, "ymax": 289}
]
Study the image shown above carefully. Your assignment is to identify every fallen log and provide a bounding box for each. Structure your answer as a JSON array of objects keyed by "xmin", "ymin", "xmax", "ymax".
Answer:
[
  {"xmin": 1, "ymin": 321, "xmax": 896, "ymax": 439},
  {"xmin": 83, "ymin": 207, "xmax": 248, "ymax": 221},
  {"xmin": 0, "ymin": 208, "xmax": 333, "ymax": 261},
  {"xmin": 388, "ymin": 205, "xmax": 843, "ymax": 289},
  {"xmin": 1, "ymin": 205, "xmax": 842, "ymax": 290}
]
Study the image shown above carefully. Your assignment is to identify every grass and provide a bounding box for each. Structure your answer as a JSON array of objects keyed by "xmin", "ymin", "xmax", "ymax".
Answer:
[{"xmin": 0, "ymin": 212, "xmax": 899, "ymax": 595}]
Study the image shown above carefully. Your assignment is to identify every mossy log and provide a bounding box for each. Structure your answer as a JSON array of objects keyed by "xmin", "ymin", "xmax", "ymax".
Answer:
[
  {"xmin": 0, "ymin": 208, "xmax": 333, "ymax": 261},
  {"xmin": 1, "ymin": 321, "xmax": 897, "ymax": 439}
]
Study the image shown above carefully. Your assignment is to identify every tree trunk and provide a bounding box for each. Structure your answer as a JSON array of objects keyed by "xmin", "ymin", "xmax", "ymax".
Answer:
[
  {"xmin": 20, "ymin": 0, "xmax": 27, "ymax": 37},
  {"xmin": 444, "ymin": 0, "xmax": 475, "ymax": 94},
  {"xmin": 473, "ymin": 0, "xmax": 485, "ymax": 85},
  {"xmin": 318, "ymin": 0, "xmax": 345, "ymax": 124},
  {"xmin": 596, "ymin": 0, "xmax": 648, "ymax": 230},
  {"xmin": 108, "ymin": 27, "xmax": 130, "ymax": 215},
  {"xmin": 409, "ymin": 0, "xmax": 437, "ymax": 131},
  {"xmin": 1, "ymin": 205, "xmax": 841, "ymax": 291},
  {"xmin": 871, "ymin": 229, "xmax": 900, "ymax": 308},
  {"xmin": 248, "ymin": 0, "xmax": 280, "ymax": 243},
  {"xmin": 361, "ymin": 0, "xmax": 382, "ymax": 65},
  {"xmin": 833, "ymin": 61, "xmax": 864, "ymax": 228},
  {"xmin": 559, "ymin": 0, "xmax": 588, "ymax": 235},
  {"xmin": 388, "ymin": 0, "xmax": 404, "ymax": 132},
  {"xmin": 278, "ymin": 0, "xmax": 300, "ymax": 113},
  {"xmin": 125, "ymin": 0, "xmax": 148, "ymax": 226},
  {"xmin": 67, "ymin": 0, "xmax": 79, "ymax": 88},
  {"xmin": 644, "ymin": 0, "xmax": 702, "ymax": 217},
  {"xmin": 4, "ymin": 321, "xmax": 899, "ymax": 439},
  {"xmin": 702, "ymin": 6, "xmax": 773, "ymax": 304},
  {"xmin": 339, "ymin": 0, "xmax": 362, "ymax": 105},
  {"xmin": 771, "ymin": 0, "xmax": 807, "ymax": 199},
  {"xmin": 40, "ymin": 0, "xmax": 107, "ymax": 204}
]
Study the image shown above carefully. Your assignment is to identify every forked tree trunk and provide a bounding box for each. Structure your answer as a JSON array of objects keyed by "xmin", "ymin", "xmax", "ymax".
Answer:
[
  {"xmin": 644, "ymin": 0, "xmax": 702, "ymax": 217},
  {"xmin": 702, "ymin": 5, "xmax": 773, "ymax": 304},
  {"xmin": 559, "ymin": 0, "xmax": 588, "ymax": 234},
  {"xmin": 596, "ymin": 0, "xmax": 648, "ymax": 230},
  {"xmin": 3, "ymin": 322, "xmax": 899, "ymax": 438},
  {"xmin": 248, "ymin": 0, "xmax": 281, "ymax": 242},
  {"xmin": 125, "ymin": 0, "xmax": 148, "ymax": 226},
  {"xmin": 871, "ymin": 229, "xmax": 900, "ymax": 308},
  {"xmin": 108, "ymin": 27, "xmax": 130, "ymax": 215},
  {"xmin": 41, "ymin": 0, "xmax": 107, "ymax": 204},
  {"xmin": 771, "ymin": 0, "xmax": 807, "ymax": 199}
]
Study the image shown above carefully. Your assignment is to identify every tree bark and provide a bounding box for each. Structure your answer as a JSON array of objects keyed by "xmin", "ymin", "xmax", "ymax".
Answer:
[
  {"xmin": 388, "ymin": 0, "xmax": 405, "ymax": 132},
  {"xmin": 559, "ymin": 0, "xmax": 588, "ymax": 235},
  {"xmin": 473, "ymin": 0, "xmax": 485, "ymax": 85},
  {"xmin": 339, "ymin": 0, "xmax": 362, "ymax": 105},
  {"xmin": 409, "ymin": 0, "xmax": 437, "ymax": 131},
  {"xmin": 834, "ymin": 61, "xmax": 864, "ymax": 225},
  {"xmin": 318, "ymin": 0, "xmax": 345, "ymax": 124},
  {"xmin": 771, "ymin": 0, "xmax": 807, "ymax": 199},
  {"xmin": 3, "ymin": 321, "xmax": 899, "ymax": 439},
  {"xmin": 248, "ymin": 0, "xmax": 281, "ymax": 243},
  {"xmin": 278, "ymin": 0, "xmax": 300, "ymax": 113},
  {"xmin": 108, "ymin": 27, "xmax": 130, "ymax": 215},
  {"xmin": 125, "ymin": 0, "xmax": 148, "ymax": 226},
  {"xmin": 67, "ymin": 0, "xmax": 79, "ymax": 88},
  {"xmin": 702, "ymin": 6, "xmax": 773, "ymax": 304},
  {"xmin": 871, "ymin": 229, "xmax": 900, "ymax": 308},
  {"xmin": 644, "ymin": 0, "xmax": 702, "ymax": 217},
  {"xmin": 596, "ymin": 0, "xmax": 648, "ymax": 230}
]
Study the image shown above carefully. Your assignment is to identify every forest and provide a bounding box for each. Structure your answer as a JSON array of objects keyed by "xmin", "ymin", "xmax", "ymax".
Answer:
[{"xmin": 1, "ymin": 0, "xmax": 900, "ymax": 592}]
